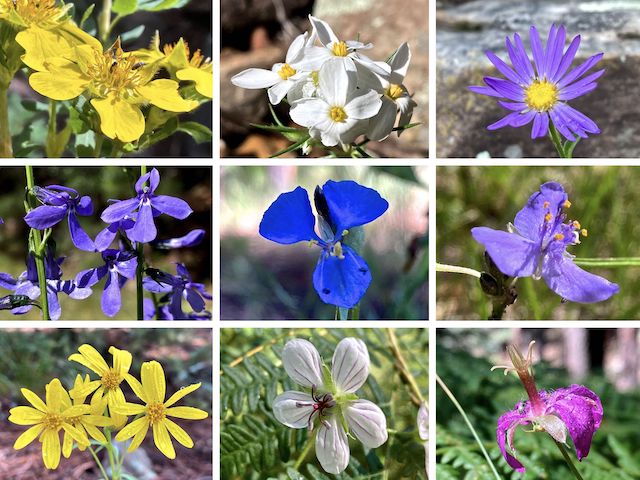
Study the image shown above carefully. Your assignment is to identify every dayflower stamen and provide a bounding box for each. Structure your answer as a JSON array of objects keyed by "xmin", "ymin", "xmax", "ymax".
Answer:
[
  {"xmin": 581, "ymin": 228, "xmax": 588, "ymax": 237},
  {"xmin": 278, "ymin": 63, "xmax": 296, "ymax": 80},
  {"xmin": 524, "ymin": 80, "xmax": 558, "ymax": 112},
  {"xmin": 332, "ymin": 242, "xmax": 346, "ymax": 260},
  {"xmin": 329, "ymin": 106, "xmax": 348, "ymax": 123},
  {"xmin": 563, "ymin": 200, "xmax": 571, "ymax": 208},
  {"xmin": 332, "ymin": 41, "xmax": 348, "ymax": 57}
]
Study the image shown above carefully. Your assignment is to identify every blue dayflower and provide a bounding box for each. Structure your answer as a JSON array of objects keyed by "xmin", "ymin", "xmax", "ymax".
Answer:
[
  {"xmin": 471, "ymin": 181, "xmax": 619, "ymax": 303},
  {"xmin": 259, "ymin": 180, "xmax": 389, "ymax": 308}
]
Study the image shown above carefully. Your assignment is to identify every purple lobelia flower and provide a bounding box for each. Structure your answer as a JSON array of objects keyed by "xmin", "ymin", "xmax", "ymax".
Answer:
[
  {"xmin": 142, "ymin": 263, "xmax": 211, "ymax": 320},
  {"xmin": 24, "ymin": 185, "xmax": 95, "ymax": 251},
  {"xmin": 93, "ymin": 217, "xmax": 136, "ymax": 252},
  {"xmin": 493, "ymin": 342, "xmax": 603, "ymax": 473},
  {"xmin": 469, "ymin": 25, "xmax": 603, "ymax": 141},
  {"xmin": 151, "ymin": 229, "xmax": 205, "ymax": 249},
  {"xmin": 75, "ymin": 249, "xmax": 138, "ymax": 317},
  {"xmin": 472, "ymin": 181, "xmax": 619, "ymax": 303},
  {"xmin": 100, "ymin": 168, "xmax": 193, "ymax": 244},
  {"xmin": 259, "ymin": 180, "xmax": 388, "ymax": 309}
]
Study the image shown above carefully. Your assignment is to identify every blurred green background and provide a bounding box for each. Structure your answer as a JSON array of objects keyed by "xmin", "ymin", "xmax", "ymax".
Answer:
[
  {"xmin": 437, "ymin": 166, "xmax": 635, "ymax": 320},
  {"xmin": 221, "ymin": 166, "xmax": 428, "ymax": 320},
  {"xmin": 0, "ymin": 166, "xmax": 212, "ymax": 320},
  {"xmin": 436, "ymin": 328, "xmax": 640, "ymax": 479},
  {"xmin": 220, "ymin": 327, "xmax": 428, "ymax": 479}
]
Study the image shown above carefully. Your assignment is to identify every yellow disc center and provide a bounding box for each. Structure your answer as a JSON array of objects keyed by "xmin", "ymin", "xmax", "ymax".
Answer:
[
  {"xmin": 43, "ymin": 413, "xmax": 63, "ymax": 430},
  {"xmin": 525, "ymin": 80, "xmax": 558, "ymax": 112},
  {"xmin": 329, "ymin": 106, "xmax": 348, "ymax": 123},
  {"xmin": 147, "ymin": 402, "xmax": 166, "ymax": 425},
  {"xmin": 332, "ymin": 41, "xmax": 348, "ymax": 57},
  {"xmin": 101, "ymin": 369, "xmax": 122, "ymax": 390},
  {"xmin": 385, "ymin": 84, "xmax": 403, "ymax": 100},
  {"xmin": 278, "ymin": 63, "xmax": 296, "ymax": 80}
]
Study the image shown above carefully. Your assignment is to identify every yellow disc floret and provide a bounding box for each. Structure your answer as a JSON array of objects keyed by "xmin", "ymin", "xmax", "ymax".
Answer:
[
  {"xmin": 525, "ymin": 80, "xmax": 558, "ymax": 112},
  {"xmin": 278, "ymin": 63, "xmax": 296, "ymax": 80},
  {"xmin": 386, "ymin": 84, "xmax": 404, "ymax": 100},
  {"xmin": 332, "ymin": 41, "xmax": 348, "ymax": 57},
  {"xmin": 147, "ymin": 402, "xmax": 167, "ymax": 425},
  {"xmin": 100, "ymin": 369, "xmax": 122, "ymax": 390},
  {"xmin": 329, "ymin": 106, "xmax": 348, "ymax": 123}
]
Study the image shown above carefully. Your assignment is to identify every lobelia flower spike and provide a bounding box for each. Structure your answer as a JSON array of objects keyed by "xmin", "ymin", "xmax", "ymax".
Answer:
[
  {"xmin": 469, "ymin": 24, "xmax": 603, "ymax": 142},
  {"xmin": 259, "ymin": 180, "xmax": 388, "ymax": 309},
  {"xmin": 492, "ymin": 341, "xmax": 603, "ymax": 473},
  {"xmin": 24, "ymin": 184, "xmax": 96, "ymax": 251},
  {"xmin": 273, "ymin": 338, "xmax": 388, "ymax": 474},
  {"xmin": 75, "ymin": 249, "xmax": 138, "ymax": 317},
  {"xmin": 471, "ymin": 181, "xmax": 619, "ymax": 303},
  {"xmin": 111, "ymin": 360, "xmax": 209, "ymax": 459},
  {"xmin": 101, "ymin": 168, "xmax": 193, "ymax": 244},
  {"xmin": 8, "ymin": 378, "xmax": 91, "ymax": 470}
]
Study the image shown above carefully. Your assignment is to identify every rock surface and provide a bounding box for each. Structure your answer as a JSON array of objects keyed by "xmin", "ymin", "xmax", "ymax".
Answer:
[{"xmin": 437, "ymin": 0, "xmax": 640, "ymax": 157}]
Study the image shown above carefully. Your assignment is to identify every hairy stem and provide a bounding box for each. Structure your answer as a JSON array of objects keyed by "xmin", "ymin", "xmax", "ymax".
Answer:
[
  {"xmin": 24, "ymin": 166, "xmax": 51, "ymax": 320},
  {"xmin": 436, "ymin": 262, "xmax": 481, "ymax": 278},
  {"xmin": 386, "ymin": 329, "xmax": 424, "ymax": 406},
  {"xmin": 555, "ymin": 440, "xmax": 585, "ymax": 480},
  {"xmin": 136, "ymin": 165, "xmax": 147, "ymax": 321},
  {"xmin": 293, "ymin": 431, "xmax": 316, "ymax": 470},
  {"xmin": 88, "ymin": 445, "xmax": 110, "ymax": 480},
  {"xmin": 0, "ymin": 86, "xmax": 12, "ymax": 158}
]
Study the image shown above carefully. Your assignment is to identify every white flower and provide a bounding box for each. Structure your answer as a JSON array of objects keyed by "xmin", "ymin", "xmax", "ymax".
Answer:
[
  {"xmin": 362, "ymin": 42, "xmax": 417, "ymax": 141},
  {"xmin": 230, "ymin": 32, "xmax": 312, "ymax": 104},
  {"xmin": 418, "ymin": 402, "xmax": 429, "ymax": 476},
  {"xmin": 290, "ymin": 58, "xmax": 382, "ymax": 147},
  {"xmin": 273, "ymin": 338, "xmax": 388, "ymax": 474}
]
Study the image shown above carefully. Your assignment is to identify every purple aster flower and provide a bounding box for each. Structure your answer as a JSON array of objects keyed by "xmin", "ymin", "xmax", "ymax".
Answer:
[
  {"xmin": 100, "ymin": 168, "xmax": 193, "ymax": 244},
  {"xmin": 151, "ymin": 229, "xmax": 205, "ymax": 249},
  {"xmin": 472, "ymin": 181, "xmax": 619, "ymax": 303},
  {"xmin": 142, "ymin": 263, "xmax": 211, "ymax": 320},
  {"xmin": 259, "ymin": 180, "xmax": 388, "ymax": 308},
  {"xmin": 469, "ymin": 25, "xmax": 603, "ymax": 141},
  {"xmin": 24, "ymin": 185, "xmax": 95, "ymax": 251},
  {"xmin": 494, "ymin": 342, "xmax": 603, "ymax": 473},
  {"xmin": 75, "ymin": 249, "xmax": 138, "ymax": 317}
]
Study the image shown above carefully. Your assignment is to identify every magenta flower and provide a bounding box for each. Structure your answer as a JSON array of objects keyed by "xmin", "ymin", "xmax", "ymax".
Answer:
[
  {"xmin": 469, "ymin": 25, "xmax": 603, "ymax": 140},
  {"xmin": 472, "ymin": 182, "xmax": 619, "ymax": 303}
]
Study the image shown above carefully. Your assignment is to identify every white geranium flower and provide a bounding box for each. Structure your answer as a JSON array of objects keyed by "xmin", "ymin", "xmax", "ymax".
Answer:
[
  {"xmin": 273, "ymin": 338, "xmax": 388, "ymax": 474},
  {"xmin": 363, "ymin": 42, "xmax": 418, "ymax": 141},
  {"xmin": 231, "ymin": 32, "xmax": 312, "ymax": 104},
  {"xmin": 290, "ymin": 58, "xmax": 382, "ymax": 147}
]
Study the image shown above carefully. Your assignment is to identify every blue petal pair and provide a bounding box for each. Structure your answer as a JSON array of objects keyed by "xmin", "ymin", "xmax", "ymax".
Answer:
[{"xmin": 259, "ymin": 180, "xmax": 388, "ymax": 308}]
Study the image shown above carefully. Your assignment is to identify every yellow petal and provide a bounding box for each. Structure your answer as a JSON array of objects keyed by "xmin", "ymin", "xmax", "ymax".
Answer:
[
  {"xmin": 110, "ymin": 346, "xmax": 133, "ymax": 376},
  {"xmin": 91, "ymin": 93, "xmax": 145, "ymax": 142},
  {"xmin": 165, "ymin": 406, "xmax": 209, "ymax": 420},
  {"xmin": 164, "ymin": 418, "xmax": 194, "ymax": 448},
  {"xmin": 83, "ymin": 423, "xmax": 107, "ymax": 444},
  {"xmin": 15, "ymin": 27, "xmax": 72, "ymax": 71},
  {"xmin": 153, "ymin": 421, "xmax": 175, "ymax": 459},
  {"xmin": 125, "ymin": 373, "xmax": 146, "ymax": 403},
  {"xmin": 128, "ymin": 417, "xmax": 150, "ymax": 452},
  {"xmin": 110, "ymin": 402, "xmax": 146, "ymax": 416},
  {"xmin": 70, "ymin": 345, "xmax": 110, "ymax": 375},
  {"xmin": 62, "ymin": 424, "xmax": 90, "ymax": 448},
  {"xmin": 46, "ymin": 379, "xmax": 69, "ymax": 412},
  {"xmin": 164, "ymin": 38, "xmax": 190, "ymax": 69},
  {"xmin": 20, "ymin": 388, "xmax": 47, "ymax": 412},
  {"xmin": 137, "ymin": 79, "xmax": 198, "ymax": 112},
  {"xmin": 9, "ymin": 406, "xmax": 45, "ymax": 425},
  {"xmin": 70, "ymin": 44, "xmax": 100, "ymax": 76},
  {"xmin": 62, "ymin": 430, "xmax": 73, "ymax": 458},
  {"xmin": 58, "ymin": 23, "xmax": 102, "ymax": 52},
  {"xmin": 14, "ymin": 424, "xmax": 44, "ymax": 450},
  {"xmin": 177, "ymin": 66, "xmax": 212, "ymax": 98},
  {"xmin": 115, "ymin": 416, "xmax": 148, "ymax": 442},
  {"xmin": 141, "ymin": 361, "xmax": 166, "ymax": 404},
  {"xmin": 41, "ymin": 429, "xmax": 61, "ymax": 470},
  {"xmin": 164, "ymin": 383, "xmax": 201, "ymax": 408}
]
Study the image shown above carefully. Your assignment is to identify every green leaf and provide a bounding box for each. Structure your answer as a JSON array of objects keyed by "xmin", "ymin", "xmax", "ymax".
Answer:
[
  {"xmin": 177, "ymin": 121, "xmax": 212, "ymax": 144},
  {"xmin": 112, "ymin": 0, "xmax": 137, "ymax": 14},
  {"xmin": 79, "ymin": 4, "xmax": 95, "ymax": 28},
  {"xmin": 138, "ymin": 0, "xmax": 190, "ymax": 11},
  {"xmin": 119, "ymin": 25, "xmax": 145, "ymax": 44}
]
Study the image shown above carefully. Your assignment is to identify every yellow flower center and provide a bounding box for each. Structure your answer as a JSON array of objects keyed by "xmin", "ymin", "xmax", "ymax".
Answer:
[
  {"xmin": 524, "ymin": 80, "xmax": 558, "ymax": 112},
  {"xmin": 332, "ymin": 41, "xmax": 348, "ymax": 57},
  {"xmin": 101, "ymin": 369, "xmax": 122, "ymax": 390},
  {"xmin": 329, "ymin": 106, "xmax": 348, "ymax": 123},
  {"xmin": 88, "ymin": 40, "xmax": 144, "ymax": 98},
  {"xmin": 3, "ymin": 0, "xmax": 63, "ymax": 24},
  {"xmin": 277, "ymin": 63, "xmax": 296, "ymax": 80},
  {"xmin": 43, "ymin": 413, "xmax": 63, "ymax": 430},
  {"xmin": 385, "ymin": 84, "xmax": 403, "ymax": 100},
  {"xmin": 147, "ymin": 402, "xmax": 166, "ymax": 425}
]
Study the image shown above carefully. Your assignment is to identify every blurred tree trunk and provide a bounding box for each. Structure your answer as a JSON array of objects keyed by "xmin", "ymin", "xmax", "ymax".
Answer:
[
  {"xmin": 563, "ymin": 329, "xmax": 588, "ymax": 381},
  {"xmin": 615, "ymin": 329, "xmax": 638, "ymax": 392}
]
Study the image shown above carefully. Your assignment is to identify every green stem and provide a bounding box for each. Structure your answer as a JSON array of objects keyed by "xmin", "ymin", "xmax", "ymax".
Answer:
[
  {"xmin": 293, "ymin": 431, "xmax": 316, "ymax": 470},
  {"xmin": 88, "ymin": 445, "xmax": 110, "ymax": 480},
  {"xmin": 573, "ymin": 257, "xmax": 640, "ymax": 267},
  {"xmin": 0, "ymin": 86, "xmax": 12, "ymax": 158},
  {"xmin": 46, "ymin": 100, "xmax": 57, "ymax": 158},
  {"xmin": 436, "ymin": 262, "xmax": 481, "ymax": 278},
  {"xmin": 387, "ymin": 329, "xmax": 424, "ymax": 406},
  {"xmin": 99, "ymin": 0, "xmax": 112, "ymax": 44},
  {"xmin": 136, "ymin": 165, "xmax": 147, "ymax": 321},
  {"xmin": 351, "ymin": 304, "xmax": 360, "ymax": 320},
  {"xmin": 94, "ymin": 134, "xmax": 104, "ymax": 158},
  {"xmin": 24, "ymin": 166, "xmax": 51, "ymax": 320},
  {"xmin": 555, "ymin": 440, "xmax": 585, "ymax": 480},
  {"xmin": 436, "ymin": 374, "xmax": 502, "ymax": 480},
  {"xmin": 548, "ymin": 122, "xmax": 568, "ymax": 158},
  {"xmin": 108, "ymin": 14, "xmax": 124, "ymax": 36},
  {"xmin": 104, "ymin": 428, "xmax": 118, "ymax": 480}
]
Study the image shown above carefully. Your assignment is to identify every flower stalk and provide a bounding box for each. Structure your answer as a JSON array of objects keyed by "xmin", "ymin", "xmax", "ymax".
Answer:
[
  {"xmin": 0, "ymin": 86, "xmax": 12, "ymax": 158},
  {"xmin": 293, "ymin": 431, "xmax": 317, "ymax": 470},
  {"xmin": 555, "ymin": 440, "xmax": 586, "ymax": 480}
]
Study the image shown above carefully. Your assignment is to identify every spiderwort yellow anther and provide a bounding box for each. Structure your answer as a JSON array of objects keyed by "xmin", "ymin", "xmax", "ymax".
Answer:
[
  {"xmin": 563, "ymin": 200, "xmax": 571, "ymax": 208},
  {"xmin": 544, "ymin": 212, "xmax": 552, "ymax": 222},
  {"xmin": 554, "ymin": 233, "xmax": 565, "ymax": 241},
  {"xmin": 581, "ymin": 229, "xmax": 588, "ymax": 237}
]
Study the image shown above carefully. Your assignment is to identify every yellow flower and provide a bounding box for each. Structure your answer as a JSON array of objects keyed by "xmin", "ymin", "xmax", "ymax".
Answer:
[
  {"xmin": 68, "ymin": 344, "xmax": 136, "ymax": 428},
  {"xmin": 135, "ymin": 34, "xmax": 212, "ymax": 98},
  {"xmin": 0, "ymin": 0, "xmax": 101, "ymax": 71},
  {"xmin": 27, "ymin": 39, "xmax": 198, "ymax": 142},
  {"xmin": 63, "ymin": 374, "xmax": 114, "ymax": 458},
  {"xmin": 112, "ymin": 360, "xmax": 208, "ymax": 459},
  {"xmin": 8, "ymin": 378, "xmax": 90, "ymax": 470}
]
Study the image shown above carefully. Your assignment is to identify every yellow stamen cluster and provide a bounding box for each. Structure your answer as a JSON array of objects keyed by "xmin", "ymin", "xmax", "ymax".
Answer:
[
  {"xmin": 42, "ymin": 413, "xmax": 63, "ymax": 430},
  {"xmin": 332, "ymin": 41, "xmax": 348, "ymax": 57},
  {"xmin": 332, "ymin": 241, "xmax": 346, "ymax": 260},
  {"xmin": 147, "ymin": 402, "xmax": 167, "ymax": 425},
  {"xmin": 544, "ymin": 212, "xmax": 552, "ymax": 222},
  {"xmin": 385, "ymin": 84, "xmax": 404, "ymax": 101},
  {"xmin": 525, "ymin": 80, "xmax": 558, "ymax": 112},
  {"xmin": 329, "ymin": 106, "xmax": 348, "ymax": 123},
  {"xmin": 3, "ymin": 0, "xmax": 63, "ymax": 24},
  {"xmin": 101, "ymin": 369, "xmax": 122, "ymax": 390},
  {"xmin": 278, "ymin": 63, "xmax": 296, "ymax": 80},
  {"xmin": 88, "ymin": 40, "xmax": 144, "ymax": 98}
]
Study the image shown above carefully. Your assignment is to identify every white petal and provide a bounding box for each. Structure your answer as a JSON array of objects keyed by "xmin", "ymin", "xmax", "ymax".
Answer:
[
  {"xmin": 315, "ymin": 415, "xmax": 350, "ymax": 474},
  {"xmin": 389, "ymin": 42, "xmax": 411, "ymax": 82},
  {"xmin": 396, "ymin": 95, "xmax": 417, "ymax": 136},
  {"xmin": 353, "ymin": 55, "xmax": 391, "ymax": 77},
  {"xmin": 286, "ymin": 32, "xmax": 308, "ymax": 64},
  {"xmin": 231, "ymin": 68, "xmax": 280, "ymax": 89},
  {"xmin": 319, "ymin": 58, "xmax": 352, "ymax": 106},
  {"xmin": 309, "ymin": 15, "xmax": 339, "ymax": 47},
  {"xmin": 367, "ymin": 97, "xmax": 397, "ymax": 141},
  {"xmin": 319, "ymin": 120, "xmax": 344, "ymax": 147},
  {"xmin": 282, "ymin": 339, "xmax": 325, "ymax": 388},
  {"xmin": 417, "ymin": 402, "xmax": 429, "ymax": 441},
  {"xmin": 345, "ymin": 90, "xmax": 382, "ymax": 120},
  {"xmin": 267, "ymin": 80, "xmax": 293, "ymax": 105},
  {"xmin": 331, "ymin": 338, "xmax": 370, "ymax": 393},
  {"xmin": 290, "ymin": 99, "xmax": 328, "ymax": 128},
  {"xmin": 339, "ymin": 118, "xmax": 368, "ymax": 146},
  {"xmin": 273, "ymin": 391, "xmax": 315, "ymax": 429},
  {"xmin": 346, "ymin": 41, "xmax": 373, "ymax": 51},
  {"xmin": 295, "ymin": 46, "xmax": 333, "ymax": 71},
  {"xmin": 343, "ymin": 399, "xmax": 388, "ymax": 448}
]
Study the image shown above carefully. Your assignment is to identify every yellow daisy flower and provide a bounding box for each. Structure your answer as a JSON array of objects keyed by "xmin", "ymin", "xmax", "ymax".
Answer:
[
  {"xmin": 27, "ymin": 39, "xmax": 198, "ymax": 142},
  {"xmin": 112, "ymin": 360, "xmax": 208, "ymax": 459},
  {"xmin": 8, "ymin": 378, "xmax": 90, "ymax": 469},
  {"xmin": 62, "ymin": 374, "xmax": 114, "ymax": 458},
  {"xmin": 68, "ymin": 344, "xmax": 136, "ymax": 428},
  {"xmin": 0, "ymin": 0, "xmax": 101, "ymax": 71}
]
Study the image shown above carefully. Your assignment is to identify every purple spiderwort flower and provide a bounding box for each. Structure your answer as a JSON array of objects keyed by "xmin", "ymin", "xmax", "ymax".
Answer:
[
  {"xmin": 100, "ymin": 168, "xmax": 193, "ymax": 244},
  {"xmin": 472, "ymin": 182, "xmax": 619, "ymax": 303},
  {"xmin": 142, "ymin": 263, "xmax": 211, "ymax": 320},
  {"xmin": 24, "ymin": 185, "xmax": 95, "ymax": 251},
  {"xmin": 469, "ymin": 25, "xmax": 603, "ymax": 141},
  {"xmin": 151, "ymin": 229, "xmax": 205, "ymax": 249},
  {"xmin": 259, "ymin": 180, "xmax": 388, "ymax": 308},
  {"xmin": 75, "ymin": 249, "xmax": 138, "ymax": 317},
  {"xmin": 493, "ymin": 342, "xmax": 603, "ymax": 473}
]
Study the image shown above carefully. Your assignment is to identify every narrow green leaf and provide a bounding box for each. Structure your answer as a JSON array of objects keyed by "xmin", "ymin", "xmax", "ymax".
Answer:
[
  {"xmin": 80, "ymin": 4, "xmax": 95, "ymax": 28},
  {"xmin": 177, "ymin": 121, "xmax": 212, "ymax": 143},
  {"xmin": 112, "ymin": 0, "xmax": 137, "ymax": 14}
]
